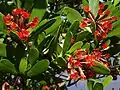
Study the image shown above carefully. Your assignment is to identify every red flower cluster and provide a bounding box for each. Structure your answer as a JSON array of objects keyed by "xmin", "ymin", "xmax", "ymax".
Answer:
[
  {"xmin": 4, "ymin": 8, "xmax": 39, "ymax": 41},
  {"xmin": 67, "ymin": 48, "xmax": 110, "ymax": 80},
  {"xmin": 80, "ymin": 3, "xmax": 118, "ymax": 40}
]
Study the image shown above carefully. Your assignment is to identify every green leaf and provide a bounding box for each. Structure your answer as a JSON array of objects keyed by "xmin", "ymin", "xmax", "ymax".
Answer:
[
  {"xmin": 56, "ymin": 44, "xmax": 62, "ymax": 55},
  {"xmin": 67, "ymin": 41, "xmax": 83, "ymax": 53},
  {"xmin": 93, "ymin": 83, "xmax": 103, "ymax": 90},
  {"xmin": 45, "ymin": 17, "xmax": 62, "ymax": 34},
  {"xmin": 19, "ymin": 58, "xmax": 28, "ymax": 74},
  {"xmin": 90, "ymin": 60, "xmax": 110, "ymax": 74},
  {"xmin": 28, "ymin": 47, "xmax": 39, "ymax": 65},
  {"xmin": 108, "ymin": 21, "xmax": 120, "ymax": 37},
  {"xmin": 24, "ymin": 0, "xmax": 35, "ymax": 10},
  {"xmin": 82, "ymin": 42, "xmax": 90, "ymax": 49},
  {"xmin": 89, "ymin": 0, "xmax": 99, "ymax": 18},
  {"xmin": 27, "ymin": 59, "xmax": 49, "ymax": 77},
  {"xmin": 32, "ymin": 19, "xmax": 48, "ymax": 31},
  {"xmin": 29, "ymin": 19, "xmax": 56, "ymax": 40},
  {"xmin": 29, "ymin": 0, "xmax": 48, "ymax": 21},
  {"xmin": 62, "ymin": 31, "xmax": 72, "ymax": 55},
  {"xmin": 87, "ymin": 80, "xmax": 94, "ymax": 90},
  {"xmin": 82, "ymin": 0, "xmax": 88, "ymax": 6},
  {"xmin": 103, "ymin": 75, "xmax": 113, "ymax": 87},
  {"xmin": 89, "ymin": 79, "xmax": 102, "ymax": 84},
  {"xmin": 61, "ymin": 7, "xmax": 82, "ymax": 23},
  {"xmin": 0, "ymin": 59, "xmax": 17, "ymax": 74},
  {"xmin": 0, "ymin": 13, "xmax": 7, "ymax": 35},
  {"xmin": 37, "ymin": 32, "xmax": 45, "ymax": 45},
  {"xmin": 69, "ymin": 20, "xmax": 80, "ymax": 36},
  {"xmin": 76, "ymin": 31, "xmax": 90, "ymax": 41},
  {"xmin": 108, "ymin": 4, "xmax": 120, "ymax": 17},
  {"xmin": 56, "ymin": 57, "xmax": 67, "ymax": 67},
  {"xmin": 106, "ymin": 39, "xmax": 111, "ymax": 45},
  {"xmin": 16, "ymin": 0, "xmax": 22, "ymax": 8},
  {"xmin": 0, "ymin": 43, "xmax": 6, "ymax": 57},
  {"xmin": 114, "ymin": 0, "xmax": 120, "ymax": 6}
]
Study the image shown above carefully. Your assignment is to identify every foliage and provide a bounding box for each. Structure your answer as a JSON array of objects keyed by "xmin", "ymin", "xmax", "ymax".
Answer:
[{"xmin": 0, "ymin": 0, "xmax": 120, "ymax": 90}]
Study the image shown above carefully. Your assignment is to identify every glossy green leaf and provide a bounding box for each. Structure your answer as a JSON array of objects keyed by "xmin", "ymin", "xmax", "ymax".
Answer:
[
  {"xmin": 76, "ymin": 31, "xmax": 89, "ymax": 41},
  {"xmin": 45, "ymin": 17, "xmax": 62, "ymax": 34},
  {"xmin": 89, "ymin": 79, "xmax": 102, "ymax": 84},
  {"xmin": 19, "ymin": 58, "xmax": 28, "ymax": 74},
  {"xmin": 37, "ymin": 32, "xmax": 45, "ymax": 45},
  {"xmin": 0, "ymin": 13, "xmax": 7, "ymax": 35},
  {"xmin": 0, "ymin": 43, "xmax": 6, "ymax": 57},
  {"xmin": 93, "ymin": 83, "xmax": 103, "ymax": 90},
  {"xmin": 24, "ymin": 0, "xmax": 35, "ymax": 10},
  {"xmin": 108, "ymin": 21, "xmax": 120, "ymax": 37},
  {"xmin": 29, "ymin": 0, "xmax": 48, "ymax": 21},
  {"xmin": 62, "ymin": 31, "xmax": 72, "ymax": 55},
  {"xmin": 28, "ymin": 47, "xmax": 39, "ymax": 65},
  {"xmin": 82, "ymin": 42, "xmax": 90, "ymax": 49},
  {"xmin": 29, "ymin": 19, "xmax": 56, "ymax": 40},
  {"xmin": 56, "ymin": 57, "xmax": 67, "ymax": 67},
  {"xmin": 103, "ymin": 75, "xmax": 113, "ymax": 87},
  {"xmin": 56, "ymin": 44, "xmax": 62, "ymax": 55},
  {"xmin": 0, "ymin": 59, "xmax": 17, "ymax": 74},
  {"xmin": 114, "ymin": 0, "xmax": 120, "ymax": 6},
  {"xmin": 16, "ymin": 0, "xmax": 22, "ymax": 8},
  {"xmin": 82, "ymin": 0, "xmax": 88, "ymax": 6},
  {"xmin": 67, "ymin": 41, "xmax": 83, "ymax": 53},
  {"xmin": 27, "ymin": 59, "xmax": 49, "ymax": 77},
  {"xmin": 87, "ymin": 80, "xmax": 94, "ymax": 90},
  {"xmin": 69, "ymin": 20, "xmax": 79, "ymax": 36},
  {"xmin": 89, "ymin": 0, "xmax": 99, "ymax": 18},
  {"xmin": 32, "ymin": 19, "xmax": 48, "ymax": 31},
  {"xmin": 108, "ymin": 4, "xmax": 120, "ymax": 17},
  {"xmin": 61, "ymin": 7, "xmax": 82, "ymax": 23},
  {"xmin": 90, "ymin": 60, "xmax": 110, "ymax": 74},
  {"xmin": 106, "ymin": 39, "xmax": 111, "ymax": 45}
]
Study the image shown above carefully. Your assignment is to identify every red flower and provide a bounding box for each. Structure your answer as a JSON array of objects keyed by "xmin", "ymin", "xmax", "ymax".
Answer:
[
  {"xmin": 101, "ymin": 20, "xmax": 111, "ymax": 29},
  {"xmin": 80, "ymin": 21, "xmax": 88, "ymax": 28},
  {"xmin": 4, "ymin": 8, "xmax": 39, "ymax": 41},
  {"xmin": 98, "ymin": 9, "xmax": 103, "ymax": 15},
  {"xmin": 10, "ymin": 22, "xmax": 18, "ymax": 30},
  {"xmin": 12, "ymin": 8, "xmax": 23, "ymax": 15},
  {"xmin": 21, "ymin": 11, "xmax": 30, "ymax": 19},
  {"xmin": 76, "ymin": 49, "xmax": 85, "ymax": 60},
  {"xmin": 83, "ymin": 6, "xmax": 89, "ymax": 13},
  {"xmin": 12, "ymin": 8, "xmax": 30, "ymax": 19},
  {"xmin": 102, "ymin": 43, "xmax": 108, "ymax": 49},
  {"xmin": 78, "ymin": 67, "xmax": 86, "ymax": 80},
  {"xmin": 4, "ymin": 14, "xmax": 13, "ymax": 25},
  {"xmin": 17, "ymin": 29, "xmax": 30, "ymax": 41},
  {"xmin": 99, "ymin": 3, "xmax": 104, "ymax": 10},
  {"xmin": 85, "ymin": 55, "xmax": 95, "ymax": 67},
  {"xmin": 69, "ymin": 69, "xmax": 79, "ymax": 79},
  {"xmin": 33, "ymin": 17, "xmax": 40, "ymax": 23},
  {"xmin": 94, "ymin": 30, "xmax": 100, "ymax": 36},
  {"xmin": 28, "ymin": 17, "xmax": 39, "ymax": 28},
  {"xmin": 104, "ymin": 53, "xmax": 110, "ymax": 59},
  {"xmin": 93, "ymin": 49, "xmax": 102, "ymax": 60},
  {"xmin": 111, "ymin": 16, "xmax": 118, "ymax": 21},
  {"xmin": 85, "ymin": 70, "xmax": 95, "ymax": 78},
  {"xmin": 80, "ymin": 74, "xmax": 86, "ymax": 80},
  {"xmin": 104, "ymin": 10, "xmax": 110, "ymax": 16},
  {"xmin": 80, "ymin": 3, "xmax": 117, "ymax": 40}
]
